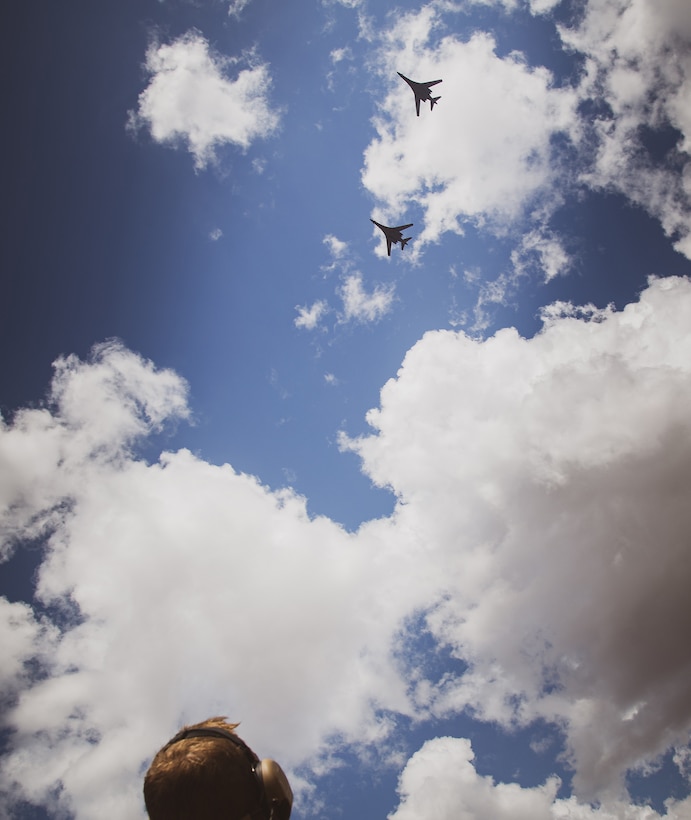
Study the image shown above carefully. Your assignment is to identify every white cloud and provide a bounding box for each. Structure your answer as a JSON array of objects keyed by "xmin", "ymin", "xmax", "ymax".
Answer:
[
  {"xmin": 390, "ymin": 736, "xmax": 560, "ymax": 820},
  {"xmin": 455, "ymin": 225, "xmax": 565, "ymax": 332},
  {"xmin": 512, "ymin": 227, "xmax": 571, "ymax": 282},
  {"xmin": 362, "ymin": 10, "xmax": 579, "ymax": 253},
  {"xmin": 324, "ymin": 0, "xmax": 364, "ymax": 8},
  {"xmin": 330, "ymin": 46, "xmax": 353, "ymax": 64},
  {"xmin": 297, "ymin": 238, "xmax": 398, "ymax": 333},
  {"xmin": 227, "ymin": 0, "xmax": 252, "ymax": 18},
  {"xmin": 475, "ymin": 0, "xmax": 568, "ymax": 9},
  {"xmin": 0, "ymin": 340, "xmax": 190, "ymax": 558},
  {"xmin": 343, "ymin": 275, "xmax": 691, "ymax": 800},
  {"xmin": 209, "ymin": 227, "xmax": 223, "ymax": 241},
  {"xmin": 128, "ymin": 31, "xmax": 280, "ymax": 169},
  {"xmin": 252, "ymin": 157, "xmax": 267, "ymax": 174},
  {"xmin": 674, "ymin": 744, "xmax": 691, "ymax": 782},
  {"xmin": 339, "ymin": 272, "xmax": 395, "ymax": 323},
  {"xmin": 320, "ymin": 234, "xmax": 353, "ymax": 275},
  {"xmin": 0, "ymin": 599, "xmax": 57, "ymax": 706},
  {"xmin": 528, "ymin": 0, "xmax": 563, "ymax": 12},
  {"xmin": 362, "ymin": 0, "xmax": 691, "ymax": 266},
  {"xmin": 295, "ymin": 299, "xmax": 329, "ymax": 330},
  {"xmin": 558, "ymin": 0, "xmax": 691, "ymax": 257},
  {"xmin": 323, "ymin": 233, "xmax": 348, "ymax": 259},
  {"xmin": 5, "ymin": 280, "xmax": 691, "ymax": 814},
  {"xmin": 298, "ymin": 239, "xmax": 394, "ymax": 334},
  {"xmin": 538, "ymin": 300, "xmax": 611, "ymax": 324},
  {"xmin": 467, "ymin": 269, "xmax": 520, "ymax": 333},
  {"xmin": 0, "ymin": 342, "xmax": 426, "ymax": 818},
  {"xmin": 390, "ymin": 736, "xmax": 691, "ymax": 820},
  {"xmin": 463, "ymin": 0, "xmax": 561, "ymax": 13}
]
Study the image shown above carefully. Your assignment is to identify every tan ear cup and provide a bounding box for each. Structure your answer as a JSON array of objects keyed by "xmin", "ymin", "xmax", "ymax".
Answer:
[{"xmin": 257, "ymin": 759, "xmax": 293, "ymax": 820}]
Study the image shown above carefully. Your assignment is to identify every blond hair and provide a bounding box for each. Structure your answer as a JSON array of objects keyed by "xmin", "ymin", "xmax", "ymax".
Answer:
[{"xmin": 144, "ymin": 717, "xmax": 262, "ymax": 819}]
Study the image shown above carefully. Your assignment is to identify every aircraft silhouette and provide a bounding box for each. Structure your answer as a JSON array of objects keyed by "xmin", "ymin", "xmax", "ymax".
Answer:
[
  {"xmin": 371, "ymin": 219, "xmax": 413, "ymax": 256},
  {"xmin": 397, "ymin": 72, "xmax": 442, "ymax": 116}
]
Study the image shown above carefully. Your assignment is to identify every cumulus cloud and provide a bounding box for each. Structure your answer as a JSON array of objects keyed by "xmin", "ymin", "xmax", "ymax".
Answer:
[
  {"xmin": 390, "ymin": 737, "xmax": 559, "ymax": 820},
  {"xmin": 343, "ymin": 275, "xmax": 691, "ymax": 800},
  {"xmin": 5, "ymin": 280, "xmax": 691, "ymax": 815},
  {"xmin": 128, "ymin": 31, "xmax": 280, "ymax": 169},
  {"xmin": 0, "ymin": 340, "xmax": 190, "ymax": 559},
  {"xmin": 389, "ymin": 737, "xmax": 691, "ymax": 820},
  {"xmin": 362, "ymin": 9, "xmax": 579, "ymax": 252},
  {"xmin": 0, "ymin": 343, "xmax": 426, "ymax": 818}
]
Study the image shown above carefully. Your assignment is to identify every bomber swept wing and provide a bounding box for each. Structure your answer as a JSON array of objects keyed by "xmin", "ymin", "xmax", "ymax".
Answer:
[
  {"xmin": 397, "ymin": 72, "xmax": 442, "ymax": 116},
  {"xmin": 371, "ymin": 219, "xmax": 414, "ymax": 256}
]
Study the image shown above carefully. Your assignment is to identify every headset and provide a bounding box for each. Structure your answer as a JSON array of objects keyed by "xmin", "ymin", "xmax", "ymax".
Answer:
[{"xmin": 165, "ymin": 726, "xmax": 293, "ymax": 820}]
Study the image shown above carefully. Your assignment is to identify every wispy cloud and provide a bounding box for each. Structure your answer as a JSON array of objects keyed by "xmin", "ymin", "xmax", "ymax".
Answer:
[
  {"xmin": 295, "ymin": 299, "xmax": 329, "ymax": 330},
  {"xmin": 339, "ymin": 272, "xmax": 395, "ymax": 323},
  {"xmin": 297, "ymin": 237, "xmax": 395, "ymax": 331},
  {"xmin": 511, "ymin": 227, "xmax": 571, "ymax": 283},
  {"xmin": 467, "ymin": 269, "xmax": 520, "ymax": 334},
  {"xmin": 323, "ymin": 0, "xmax": 364, "ymax": 8},
  {"xmin": 226, "ymin": 0, "xmax": 252, "ymax": 19},
  {"xmin": 330, "ymin": 46, "xmax": 353, "ymax": 64},
  {"xmin": 323, "ymin": 233, "xmax": 348, "ymax": 259}
]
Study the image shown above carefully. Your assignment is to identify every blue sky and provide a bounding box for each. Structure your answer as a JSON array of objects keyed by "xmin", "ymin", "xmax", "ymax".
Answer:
[{"xmin": 3, "ymin": 0, "xmax": 691, "ymax": 817}]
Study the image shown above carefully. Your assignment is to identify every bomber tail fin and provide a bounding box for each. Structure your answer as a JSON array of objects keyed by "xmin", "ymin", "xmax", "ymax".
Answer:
[{"xmin": 430, "ymin": 96, "xmax": 441, "ymax": 111}]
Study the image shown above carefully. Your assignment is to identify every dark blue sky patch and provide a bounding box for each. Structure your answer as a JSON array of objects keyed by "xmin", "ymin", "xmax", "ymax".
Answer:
[{"xmin": 627, "ymin": 748, "xmax": 691, "ymax": 815}]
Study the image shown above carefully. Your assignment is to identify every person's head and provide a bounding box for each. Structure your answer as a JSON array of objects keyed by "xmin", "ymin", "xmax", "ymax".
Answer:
[{"xmin": 143, "ymin": 717, "xmax": 292, "ymax": 820}]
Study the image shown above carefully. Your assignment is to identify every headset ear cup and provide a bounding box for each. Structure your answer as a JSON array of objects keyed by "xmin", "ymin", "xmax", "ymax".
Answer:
[{"xmin": 257, "ymin": 759, "xmax": 293, "ymax": 820}]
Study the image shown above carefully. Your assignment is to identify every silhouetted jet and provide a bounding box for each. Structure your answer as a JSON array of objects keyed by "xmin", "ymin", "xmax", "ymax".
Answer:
[
  {"xmin": 371, "ymin": 219, "xmax": 413, "ymax": 256},
  {"xmin": 398, "ymin": 72, "xmax": 442, "ymax": 116}
]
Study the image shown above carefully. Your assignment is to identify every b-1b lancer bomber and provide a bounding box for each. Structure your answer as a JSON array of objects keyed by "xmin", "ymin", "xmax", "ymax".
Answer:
[
  {"xmin": 398, "ymin": 72, "xmax": 442, "ymax": 116},
  {"xmin": 371, "ymin": 219, "xmax": 413, "ymax": 256}
]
